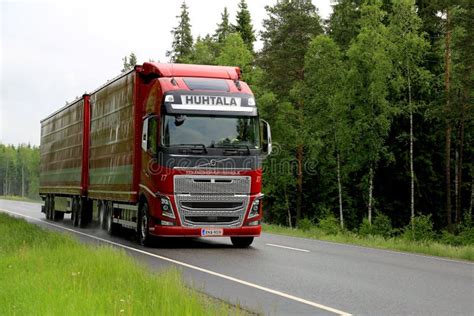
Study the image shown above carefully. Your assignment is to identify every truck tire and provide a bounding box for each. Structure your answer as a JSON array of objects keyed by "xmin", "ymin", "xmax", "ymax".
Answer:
[
  {"xmin": 98, "ymin": 201, "xmax": 107, "ymax": 230},
  {"xmin": 47, "ymin": 195, "xmax": 55, "ymax": 221},
  {"xmin": 71, "ymin": 197, "xmax": 79, "ymax": 227},
  {"xmin": 76, "ymin": 198, "xmax": 92, "ymax": 228},
  {"xmin": 230, "ymin": 237, "xmax": 254, "ymax": 248},
  {"xmin": 44, "ymin": 196, "xmax": 50, "ymax": 220},
  {"xmin": 106, "ymin": 202, "xmax": 118, "ymax": 235},
  {"xmin": 137, "ymin": 202, "xmax": 153, "ymax": 246},
  {"xmin": 77, "ymin": 198, "xmax": 85, "ymax": 228}
]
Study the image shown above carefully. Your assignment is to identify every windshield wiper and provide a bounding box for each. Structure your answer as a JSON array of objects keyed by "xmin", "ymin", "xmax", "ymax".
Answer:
[
  {"xmin": 169, "ymin": 143, "xmax": 208, "ymax": 154},
  {"xmin": 216, "ymin": 144, "xmax": 251, "ymax": 155}
]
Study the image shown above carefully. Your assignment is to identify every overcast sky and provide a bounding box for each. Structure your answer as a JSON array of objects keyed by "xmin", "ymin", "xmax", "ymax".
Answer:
[{"xmin": 0, "ymin": 0, "xmax": 332, "ymax": 146}]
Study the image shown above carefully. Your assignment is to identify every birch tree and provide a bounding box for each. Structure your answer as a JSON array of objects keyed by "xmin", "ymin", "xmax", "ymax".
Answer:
[
  {"xmin": 388, "ymin": 0, "xmax": 430, "ymax": 224},
  {"xmin": 346, "ymin": 0, "xmax": 393, "ymax": 223},
  {"xmin": 304, "ymin": 35, "xmax": 351, "ymax": 228}
]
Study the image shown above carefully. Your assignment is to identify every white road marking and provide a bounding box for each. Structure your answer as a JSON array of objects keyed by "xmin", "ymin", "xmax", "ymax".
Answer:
[
  {"xmin": 266, "ymin": 243, "xmax": 310, "ymax": 253},
  {"xmin": 0, "ymin": 208, "xmax": 352, "ymax": 316},
  {"xmin": 264, "ymin": 232, "xmax": 474, "ymax": 265}
]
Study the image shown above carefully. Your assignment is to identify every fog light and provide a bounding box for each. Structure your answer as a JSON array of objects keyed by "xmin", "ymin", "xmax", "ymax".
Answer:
[
  {"xmin": 247, "ymin": 220, "xmax": 261, "ymax": 226},
  {"xmin": 160, "ymin": 220, "xmax": 175, "ymax": 226}
]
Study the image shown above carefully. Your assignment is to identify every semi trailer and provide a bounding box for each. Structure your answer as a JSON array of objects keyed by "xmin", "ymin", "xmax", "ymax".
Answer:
[{"xmin": 39, "ymin": 62, "xmax": 271, "ymax": 247}]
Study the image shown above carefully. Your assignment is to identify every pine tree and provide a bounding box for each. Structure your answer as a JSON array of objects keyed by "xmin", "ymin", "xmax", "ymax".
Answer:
[
  {"xmin": 121, "ymin": 52, "xmax": 137, "ymax": 72},
  {"xmin": 233, "ymin": 0, "xmax": 256, "ymax": 51},
  {"xmin": 215, "ymin": 7, "xmax": 232, "ymax": 44},
  {"xmin": 327, "ymin": 0, "xmax": 362, "ymax": 51},
  {"xmin": 166, "ymin": 1, "xmax": 193, "ymax": 63}
]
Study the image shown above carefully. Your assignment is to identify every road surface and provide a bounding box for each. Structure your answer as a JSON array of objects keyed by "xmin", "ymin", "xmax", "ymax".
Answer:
[{"xmin": 1, "ymin": 199, "xmax": 473, "ymax": 315}]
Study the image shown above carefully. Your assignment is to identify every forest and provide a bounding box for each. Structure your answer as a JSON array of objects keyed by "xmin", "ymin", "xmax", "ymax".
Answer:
[
  {"xmin": 2, "ymin": 0, "xmax": 472, "ymax": 240},
  {"xmin": 161, "ymin": 0, "xmax": 472, "ymax": 235}
]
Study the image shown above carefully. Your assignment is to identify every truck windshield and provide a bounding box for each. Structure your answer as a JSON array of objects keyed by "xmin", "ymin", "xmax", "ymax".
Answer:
[{"xmin": 162, "ymin": 115, "xmax": 260, "ymax": 149}]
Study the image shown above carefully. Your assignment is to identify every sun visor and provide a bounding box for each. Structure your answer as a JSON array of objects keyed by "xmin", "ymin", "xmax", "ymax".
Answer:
[{"xmin": 163, "ymin": 92, "xmax": 257, "ymax": 116}]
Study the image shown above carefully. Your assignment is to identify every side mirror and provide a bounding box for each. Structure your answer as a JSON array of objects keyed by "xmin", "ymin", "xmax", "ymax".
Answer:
[{"xmin": 261, "ymin": 119, "xmax": 272, "ymax": 156}]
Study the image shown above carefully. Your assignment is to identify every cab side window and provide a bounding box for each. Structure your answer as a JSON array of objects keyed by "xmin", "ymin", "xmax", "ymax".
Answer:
[{"xmin": 147, "ymin": 117, "xmax": 158, "ymax": 154}]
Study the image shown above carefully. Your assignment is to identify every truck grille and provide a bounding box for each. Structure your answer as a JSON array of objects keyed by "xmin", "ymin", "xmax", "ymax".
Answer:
[{"xmin": 174, "ymin": 175, "xmax": 251, "ymax": 227}]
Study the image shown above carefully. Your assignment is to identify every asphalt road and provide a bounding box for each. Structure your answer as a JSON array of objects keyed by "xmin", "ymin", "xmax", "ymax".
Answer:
[{"xmin": 1, "ymin": 199, "xmax": 473, "ymax": 316}]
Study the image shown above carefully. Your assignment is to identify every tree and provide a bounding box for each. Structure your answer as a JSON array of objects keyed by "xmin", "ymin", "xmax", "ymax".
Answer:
[
  {"xmin": 450, "ymin": 0, "xmax": 474, "ymax": 224},
  {"xmin": 166, "ymin": 1, "xmax": 193, "ymax": 63},
  {"xmin": 388, "ymin": 0, "xmax": 430, "ymax": 225},
  {"xmin": 215, "ymin": 7, "xmax": 232, "ymax": 44},
  {"xmin": 0, "ymin": 144, "xmax": 40, "ymax": 199},
  {"xmin": 233, "ymin": 0, "xmax": 256, "ymax": 51},
  {"xmin": 346, "ymin": 0, "xmax": 394, "ymax": 224},
  {"xmin": 188, "ymin": 35, "xmax": 218, "ymax": 65},
  {"xmin": 121, "ymin": 52, "xmax": 137, "ymax": 72},
  {"xmin": 304, "ymin": 35, "xmax": 351, "ymax": 228},
  {"xmin": 327, "ymin": 0, "xmax": 362, "ymax": 51},
  {"xmin": 259, "ymin": 0, "xmax": 323, "ymax": 224},
  {"xmin": 216, "ymin": 33, "xmax": 252, "ymax": 77}
]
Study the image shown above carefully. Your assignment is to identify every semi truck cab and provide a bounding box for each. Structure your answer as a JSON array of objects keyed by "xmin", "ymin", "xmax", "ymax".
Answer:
[{"xmin": 138, "ymin": 64, "xmax": 271, "ymax": 247}]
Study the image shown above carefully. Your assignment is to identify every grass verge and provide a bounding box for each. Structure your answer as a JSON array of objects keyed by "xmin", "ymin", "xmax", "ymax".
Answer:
[
  {"xmin": 0, "ymin": 213, "xmax": 248, "ymax": 315},
  {"xmin": 263, "ymin": 223, "xmax": 474, "ymax": 262},
  {"xmin": 0, "ymin": 195, "xmax": 41, "ymax": 203}
]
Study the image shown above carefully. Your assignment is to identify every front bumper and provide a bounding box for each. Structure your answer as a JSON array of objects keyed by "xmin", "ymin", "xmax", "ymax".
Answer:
[{"xmin": 149, "ymin": 225, "xmax": 261, "ymax": 237}]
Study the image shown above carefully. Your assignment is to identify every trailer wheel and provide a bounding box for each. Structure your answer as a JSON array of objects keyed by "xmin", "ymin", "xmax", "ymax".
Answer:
[
  {"xmin": 45, "ymin": 196, "xmax": 51, "ymax": 220},
  {"xmin": 106, "ymin": 202, "xmax": 118, "ymax": 235},
  {"xmin": 137, "ymin": 202, "xmax": 153, "ymax": 246},
  {"xmin": 230, "ymin": 237, "xmax": 254, "ymax": 248},
  {"xmin": 71, "ymin": 197, "xmax": 79, "ymax": 227},
  {"xmin": 98, "ymin": 201, "xmax": 107, "ymax": 229},
  {"xmin": 47, "ymin": 195, "xmax": 55, "ymax": 221},
  {"xmin": 77, "ymin": 198, "xmax": 85, "ymax": 228}
]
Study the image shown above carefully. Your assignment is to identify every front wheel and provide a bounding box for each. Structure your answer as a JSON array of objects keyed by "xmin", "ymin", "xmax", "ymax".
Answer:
[
  {"xmin": 230, "ymin": 237, "xmax": 254, "ymax": 248},
  {"xmin": 137, "ymin": 202, "xmax": 153, "ymax": 246}
]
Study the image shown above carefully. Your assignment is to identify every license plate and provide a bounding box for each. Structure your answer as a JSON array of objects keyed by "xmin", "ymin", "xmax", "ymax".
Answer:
[{"xmin": 201, "ymin": 228, "xmax": 223, "ymax": 237}]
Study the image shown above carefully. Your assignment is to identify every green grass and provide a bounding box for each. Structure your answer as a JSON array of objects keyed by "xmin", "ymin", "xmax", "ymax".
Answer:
[
  {"xmin": 263, "ymin": 223, "xmax": 474, "ymax": 262},
  {"xmin": 0, "ymin": 195, "xmax": 41, "ymax": 203},
  {"xmin": 0, "ymin": 213, "xmax": 249, "ymax": 315}
]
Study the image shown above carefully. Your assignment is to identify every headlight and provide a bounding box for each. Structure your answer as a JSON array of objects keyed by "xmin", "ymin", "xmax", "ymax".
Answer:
[
  {"xmin": 247, "ymin": 97, "xmax": 256, "ymax": 106},
  {"xmin": 160, "ymin": 196, "xmax": 175, "ymax": 219},
  {"xmin": 248, "ymin": 198, "xmax": 261, "ymax": 219}
]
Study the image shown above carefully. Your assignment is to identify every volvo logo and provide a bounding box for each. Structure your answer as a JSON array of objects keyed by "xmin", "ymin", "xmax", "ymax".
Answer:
[{"xmin": 196, "ymin": 158, "xmax": 231, "ymax": 168}]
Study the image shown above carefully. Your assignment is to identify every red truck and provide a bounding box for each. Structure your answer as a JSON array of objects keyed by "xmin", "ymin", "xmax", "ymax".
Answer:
[{"xmin": 39, "ymin": 63, "xmax": 272, "ymax": 247}]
